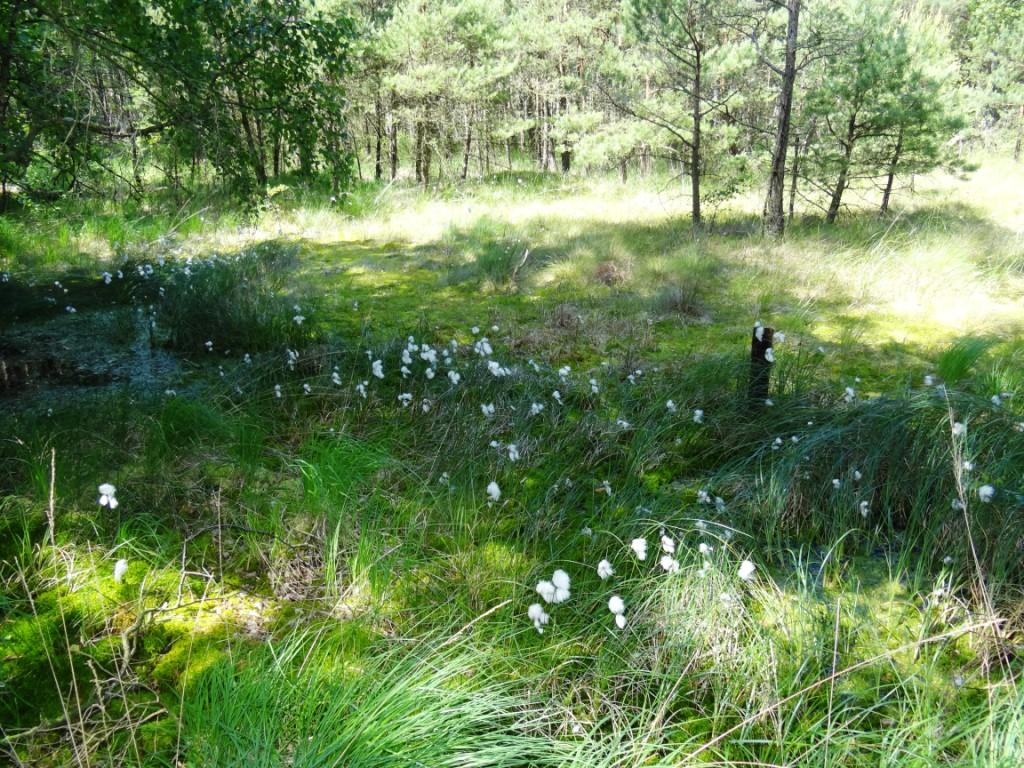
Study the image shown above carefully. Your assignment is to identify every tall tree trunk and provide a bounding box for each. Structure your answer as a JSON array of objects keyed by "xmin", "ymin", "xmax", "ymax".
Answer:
[
  {"xmin": 415, "ymin": 120, "xmax": 423, "ymax": 183},
  {"xmin": 1015, "ymin": 104, "xmax": 1023, "ymax": 162},
  {"xmin": 422, "ymin": 128, "xmax": 431, "ymax": 191},
  {"xmin": 461, "ymin": 111, "xmax": 472, "ymax": 181},
  {"xmin": 389, "ymin": 108, "xmax": 398, "ymax": 180},
  {"xmin": 374, "ymin": 96, "xmax": 384, "ymax": 181},
  {"xmin": 690, "ymin": 46, "xmax": 702, "ymax": 228},
  {"xmin": 826, "ymin": 113, "xmax": 857, "ymax": 224},
  {"xmin": 880, "ymin": 127, "xmax": 903, "ymax": 214},
  {"xmin": 763, "ymin": 0, "xmax": 801, "ymax": 237},
  {"xmin": 787, "ymin": 132, "xmax": 801, "ymax": 222}
]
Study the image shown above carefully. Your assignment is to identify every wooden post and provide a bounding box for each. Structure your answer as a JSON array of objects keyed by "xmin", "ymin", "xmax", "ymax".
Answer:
[{"xmin": 749, "ymin": 324, "xmax": 774, "ymax": 405}]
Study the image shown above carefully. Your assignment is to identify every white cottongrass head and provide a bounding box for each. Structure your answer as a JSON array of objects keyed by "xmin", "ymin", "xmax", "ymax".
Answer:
[
  {"xmin": 660, "ymin": 534, "xmax": 675, "ymax": 554},
  {"xmin": 693, "ymin": 409, "xmax": 704, "ymax": 424},
  {"xmin": 659, "ymin": 554, "xmax": 680, "ymax": 573},
  {"xmin": 698, "ymin": 542, "xmax": 713, "ymax": 556},
  {"xmin": 113, "ymin": 558, "xmax": 129, "ymax": 583},
  {"xmin": 527, "ymin": 603, "xmax": 550, "ymax": 634},
  {"xmin": 551, "ymin": 569, "xmax": 571, "ymax": 603},
  {"xmin": 535, "ymin": 580, "xmax": 556, "ymax": 603},
  {"xmin": 978, "ymin": 485, "xmax": 995, "ymax": 503},
  {"xmin": 98, "ymin": 483, "xmax": 118, "ymax": 509},
  {"xmin": 597, "ymin": 559, "xmax": 614, "ymax": 580},
  {"xmin": 608, "ymin": 595, "xmax": 626, "ymax": 629},
  {"xmin": 738, "ymin": 559, "xmax": 757, "ymax": 582},
  {"xmin": 448, "ymin": 370, "xmax": 461, "ymax": 385},
  {"xmin": 952, "ymin": 421, "xmax": 966, "ymax": 437},
  {"xmin": 372, "ymin": 359, "xmax": 384, "ymax": 379},
  {"xmin": 481, "ymin": 402, "xmax": 495, "ymax": 417},
  {"xmin": 630, "ymin": 538, "xmax": 648, "ymax": 560},
  {"xmin": 486, "ymin": 481, "xmax": 501, "ymax": 503}
]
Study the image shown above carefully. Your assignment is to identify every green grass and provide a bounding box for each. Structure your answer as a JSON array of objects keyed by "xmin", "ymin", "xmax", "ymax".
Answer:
[{"xmin": 1, "ymin": 161, "xmax": 1023, "ymax": 767}]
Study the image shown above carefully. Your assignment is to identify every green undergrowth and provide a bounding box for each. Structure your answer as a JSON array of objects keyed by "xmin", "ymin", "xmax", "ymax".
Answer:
[{"xmin": 2, "ymin": 169, "xmax": 1023, "ymax": 766}]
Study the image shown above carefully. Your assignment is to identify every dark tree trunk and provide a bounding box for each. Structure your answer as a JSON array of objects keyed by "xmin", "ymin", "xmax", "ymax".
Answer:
[
  {"xmin": 422, "ymin": 129, "xmax": 431, "ymax": 191},
  {"xmin": 763, "ymin": 0, "xmax": 801, "ymax": 237},
  {"xmin": 374, "ymin": 96, "xmax": 384, "ymax": 181},
  {"xmin": 787, "ymin": 132, "xmax": 801, "ymax": 222},
  {"xmin": 619, "ymin": 157, "xmax": 628, "ymax": 183},
  {"xmin": 461, "ymin": 111, "xmax": 472, "ymax": 181},
  {"xmin": 826, "ymin": 113, "xmax": 858, "ymax": 224},
  {"xmin": 880, "ymin": 127, "xmax": 903, "ymax": 214},
  {"xmin": 690, "ymin": 45, "xmax": 702, "ymax": 228},
  {"xmin": 415, "ymin": 121, "xmax": 423, "ymax": 183},
  {"xmin": 389, "ymin": 110, "xmax": 398, "ymax": 180},
  {"xmin": 1015, "ymin": 105, "xmax": 1023, "ymax": 161}
]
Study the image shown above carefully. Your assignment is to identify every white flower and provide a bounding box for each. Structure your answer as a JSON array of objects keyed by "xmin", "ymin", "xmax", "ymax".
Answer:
[
  {"xmin": 448, "ymin": 370, "xmax": 461, "ymax": 385},
  {"xmin": 764, "ymin": 398, "xmax": 774, "ymax": 406},
  {"xmin": 551, "ymin": 569, "xmax": 571, "ymax": 603},
  {"xmin": 772, "ymin": 437, "xmax": 783, "ymax": 450},
  {"xmin": 978, "ymin": 485, "xmax": 995, "ymax": 503},
  {"xmin": 356, "ymin": 381, "xmax": 368, "ymax": 398},
  {"xmin": 616, "ymin": 418, "xmax": 631, "ymax": 429},
  {"xmin": 491, "ymin": 324, "xmax": 499, "ymax": 332},
  {"xmin": 113, "ymin": 558, "xmax": 128, "ymax": 583},
  {"xmin": 660, "ymin": 534, "xmax": 675, "ymax": 554},
  {"xmin": 243, "ymin": 353, "xmax": 252, "ymax": 365},
  {"xmin": 486, "ymin": 481, "xmax": 501, "ymax": 503},
  {"xmin": 962, "ymin": 460, "xmax": 974, "ymax": 471},
  {"xmin": 843, "ymin": 386, "xmax": 855, "ymax": 403},
  {"xmin": 398, "ymin": 393, "xmax": 412, "ymax": 407},
  {"xmin": 293, "ymin": 314, "xmax": 306, "ymax": 325},
  {"xmin": 924, "ymin": 374, "xmax": 935, "ymax": 386},
  {"xmin": 527, "ymin": 603, "xmax": 549, "ymax": 634},
  {"xmin": 422, "ymin": 400, "xmax": 432, "ymax": 413},
  {"xmin": 943, "ymin": 555, "xmax": 954, "ymax": 566},
  {"xmin": 481, "ymin": 403, "xmax": 495, "ymax": 417},
  {"xmin": 274, "ymin": 384, "xmax": 282, "ymax": 398},
  {"xmin": 507, "ymin": 444, "xmax": 520, "ymax": 462},
  {"xmin": 558, "ymin": 365, "xmax": 571, "ymax": 380},
  {"xmin": 699, "ymin": 542, "xmax": 713, "ymax": 556},
  {"xmin": 98, "ymin": 483, "xmax": 118, "ymax": 509},
  {"xmin": 402, "ymin": 349, "xmax": 413, "ymax": 365},
  {"xmin": 425, "ymin": 367, "xmax": 435, "ymax": 380},
  {"xmin": 590, "ymin": 378, "xmax": 599, "ymax": 394},
  {"xmin": 552, "ymin": 390, "xmax": 562, "ymax": 403},
  {"xmin": 597, "ymin": 559, "xmax": 614, "ymax": 580},
  {"xmin": 659, "ymin": 554, "xmax": 680, "ymax": 573},
  {"xmin": 697, "ymin": 489, "xmax": 710, "ymax": 504},
  {"xmin": 530, "ymin": 402, "xmax": 544, "ymax": 416},
  {"xmin": 859, "ymin": 500, "xmax": 870, "ymax": 518},
  {"xmin": 535, "ymin": 580, "xmax": 556, "ymax": 603},
  {"xmin": 952, "ymin": 421, "xmax": 966, "ymax": 437},
  {"xmin": 738, "ymin": 559, "xmax": 757, "ymax": 582},
  {"xmin": 372, "ymin": 360, "xmax": 384, "ymax": 379},
  {"xmin": 65, "ymin": 305, "xmax": 77, "ymax": 313},
  {"xmin": 608, "ymin": 595, "xmax": 625, "ymax": 615},
  {"xmin": 601, "ymin": 480, "xmax": 612, "ymax": 496},
  {"xmin": 666, "ymin": 400, "xmax": 677, "ymax": 413},
  {"xmin": 630, "ymin": 538, "xmax": 648, "ymax": 560},
  {"xmin": 302, "ymin": 383, "xmax": 312, "ymax": 395},
  {"xmin": 991, "ymin": 394, "xmax": 1003, "ymax": 407},
  {"xmin": 715, "ymin": 496, "xmax": 726, "ymax": 512},
  {"xmin": 764, "ymin": 347, "xmax": 775, "ymax": 363},
  {"xmin": 204, "ymin": 340, "xmax": 213, "ymax": 351},
  {"xmin": 693, "ymin": 409, "xmax": 704, "ymax": 424},
  {"xmin": 853, "ymin": 469, "xmax": 862, "ymax": 482},
  {"xmin": 102, "ymin": 271, "xmax": 112, "ymax": 284},
  {"xmin": 832, "ymin": 478, "xmax": 841, "ymax": 489}
]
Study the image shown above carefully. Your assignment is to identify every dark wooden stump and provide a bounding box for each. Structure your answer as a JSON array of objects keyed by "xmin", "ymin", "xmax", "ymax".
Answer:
[{"xmin": 748, "ymin": 325, "xmax": 774, "ymax": 405}]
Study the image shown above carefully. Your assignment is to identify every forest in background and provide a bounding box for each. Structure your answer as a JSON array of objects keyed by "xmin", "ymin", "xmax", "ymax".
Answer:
[{"xmin": 2, "ymin": 0, "xmax": 1023, "ymax": 232}]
